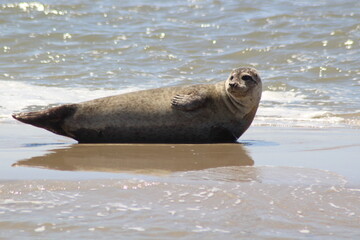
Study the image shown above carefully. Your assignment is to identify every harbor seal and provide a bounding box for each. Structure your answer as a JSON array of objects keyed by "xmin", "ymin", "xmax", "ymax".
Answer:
[{"xmin": 12, "ymin": 67, "xmax": 262, "ymax": 143}]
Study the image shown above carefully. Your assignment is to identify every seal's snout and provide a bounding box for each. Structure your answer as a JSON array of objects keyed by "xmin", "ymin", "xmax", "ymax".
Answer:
[{"xmin": 229, "ymin": 82, "xmax": 238, "ymax": 88}]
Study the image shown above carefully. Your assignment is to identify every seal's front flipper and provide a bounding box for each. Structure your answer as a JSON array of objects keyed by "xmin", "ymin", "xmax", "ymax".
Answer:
[
  {"xmin": 171, "ymin": 91, "xmax": 207, "ymax": 111},
  {"xmin": 12, "ymin": 104, "xmax": 77, "ymax": 137}
]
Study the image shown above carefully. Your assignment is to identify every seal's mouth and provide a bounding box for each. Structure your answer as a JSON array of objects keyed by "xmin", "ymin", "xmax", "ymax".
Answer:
[{"xmin": 229, "ymin": 82, "xmax": 238, "ymax": 88}]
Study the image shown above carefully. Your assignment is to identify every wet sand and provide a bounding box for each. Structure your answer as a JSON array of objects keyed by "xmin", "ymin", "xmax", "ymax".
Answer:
[
  {"xmin": 1, "ymin": 122, "xmax": 359, "ymax": 239},
  {"xmin": 1, "ymin": 122, "xmax": 360, "ymax": 184}
]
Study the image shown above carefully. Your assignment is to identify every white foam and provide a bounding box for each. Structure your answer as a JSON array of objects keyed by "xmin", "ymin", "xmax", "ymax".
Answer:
[
  {"xmin": 255, "ymin": 90, "xmax": 347, "ymax": 127},
  {"xmin": 0, "ymin": 80, "xmax": 140, "ymax": 121},
  {"xmin": 2, "ymin": 2, "xmax": 67, "ymax": 15},
  {"xmin": 261, "ymin": 90, "xmax": 306, "ymax": 103}
]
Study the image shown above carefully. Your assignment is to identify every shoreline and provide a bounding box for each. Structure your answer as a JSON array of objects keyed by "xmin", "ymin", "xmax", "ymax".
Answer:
[{"xmin": 1, "ymin": 121, "xmax": 359, "ymax": 186}]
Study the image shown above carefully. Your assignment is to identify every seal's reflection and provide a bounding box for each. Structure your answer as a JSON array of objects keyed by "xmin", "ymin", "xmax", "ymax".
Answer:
[{"xmin": 13, "ymin": 144, "xmax": 254, "ymax": 174}]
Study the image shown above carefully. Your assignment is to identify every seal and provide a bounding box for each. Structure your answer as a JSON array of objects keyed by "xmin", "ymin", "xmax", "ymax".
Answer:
[{"xmin": 12, "ymin": 67, "xmax": 262, "ymax": 143}]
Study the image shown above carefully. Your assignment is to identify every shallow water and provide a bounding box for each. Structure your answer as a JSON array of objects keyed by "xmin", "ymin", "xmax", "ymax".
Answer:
[
  {"xmin": 1, "ymin": 0, "xmax": 360, "ymax": 239},
  {"xmin": 1, "ymin": 167, "xmax": 359, "ymax": 239}
]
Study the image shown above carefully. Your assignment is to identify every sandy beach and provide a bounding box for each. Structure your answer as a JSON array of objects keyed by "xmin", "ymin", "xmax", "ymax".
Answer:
[
  {"xmin": 1, "ymin": 122, "xmax": 359, "ymax": 239},
  {"xmin": 2, "ymin": 122, "xmax": 359, "ymax": 184}
]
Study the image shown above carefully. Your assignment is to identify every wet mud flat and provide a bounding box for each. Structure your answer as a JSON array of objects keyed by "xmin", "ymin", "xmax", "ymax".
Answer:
[{"xmin": 0, "ymin": 123, "xmax": 359, "ymax": 239}]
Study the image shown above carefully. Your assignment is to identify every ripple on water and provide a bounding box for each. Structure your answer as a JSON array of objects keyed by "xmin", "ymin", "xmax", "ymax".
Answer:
[{"xmin": 1, "ymin": 0, "xmax": 360, "ymax": 127}]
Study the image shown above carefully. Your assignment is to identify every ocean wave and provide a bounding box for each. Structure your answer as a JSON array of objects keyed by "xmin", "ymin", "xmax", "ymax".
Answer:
[{"xmin": 256, "ymin": 90, "xmax": 359, "ymax": 128}]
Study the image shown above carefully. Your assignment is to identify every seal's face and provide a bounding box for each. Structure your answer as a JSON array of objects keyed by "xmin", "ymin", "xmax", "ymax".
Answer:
[{"xmin": 226, "ymin": 67, "xmax": 262, "ymax": 100}]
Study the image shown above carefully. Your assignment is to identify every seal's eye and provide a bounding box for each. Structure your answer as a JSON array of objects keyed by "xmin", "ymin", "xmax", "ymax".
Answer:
[
  {"xmin": 230, "ymin": 76, "xmax": 234, "ymax": 80},
  {"xmin": 241, "ymin": 75, "xmax": 253, "ymax": 82}
]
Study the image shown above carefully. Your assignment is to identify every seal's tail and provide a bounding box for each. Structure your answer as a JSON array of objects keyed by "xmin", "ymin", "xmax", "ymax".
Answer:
[{"xmin": 12, "ymin": 104, "xmax": 77, "ymax": 137}]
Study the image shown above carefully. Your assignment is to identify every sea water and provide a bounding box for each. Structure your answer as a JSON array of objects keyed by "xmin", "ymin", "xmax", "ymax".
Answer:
[{"xmin": 1, "ymin": 0, "xmax": 359, "ymax": 127}]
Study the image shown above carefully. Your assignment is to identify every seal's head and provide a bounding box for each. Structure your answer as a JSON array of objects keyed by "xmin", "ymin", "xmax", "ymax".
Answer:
[{"xmin": 225, "ymin": 67, "xmax": 262, "ymax": 103}]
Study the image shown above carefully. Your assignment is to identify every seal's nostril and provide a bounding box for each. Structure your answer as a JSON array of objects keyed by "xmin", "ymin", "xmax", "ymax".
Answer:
[{"xmin": 229, "ymin": 82, "xmax": 238, "ymax": 88}]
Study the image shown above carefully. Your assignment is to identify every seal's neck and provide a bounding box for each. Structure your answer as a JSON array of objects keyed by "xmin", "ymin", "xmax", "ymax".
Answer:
[{"xmin": 217, "ymin": 81, "xmax": 253, "ymax": 117}]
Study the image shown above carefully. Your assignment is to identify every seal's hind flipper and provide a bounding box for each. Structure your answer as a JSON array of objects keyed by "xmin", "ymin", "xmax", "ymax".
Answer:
[
  {"xmin": 12, "ymin": 104, "xmax": 77, "ymax": 137},
  {"xmin": 171, "ymin": 91, "xmax": 207, "ymax": 111}
]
